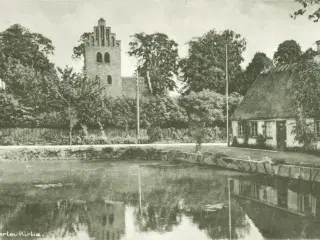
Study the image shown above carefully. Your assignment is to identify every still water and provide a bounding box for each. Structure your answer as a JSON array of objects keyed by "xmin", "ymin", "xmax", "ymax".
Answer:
[{"xmin": 0, "ymin": 161, "xmax": 319, "ymax": 240}]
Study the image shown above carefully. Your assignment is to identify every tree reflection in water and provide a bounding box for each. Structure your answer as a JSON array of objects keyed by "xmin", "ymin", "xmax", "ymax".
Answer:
[
  {"xmin": 0, "ymin": 199, "xmax": 125, "ymax": 240},
  {"xmin": 133, "ymin": 176, "xmax": 250, "ymax": 240}
]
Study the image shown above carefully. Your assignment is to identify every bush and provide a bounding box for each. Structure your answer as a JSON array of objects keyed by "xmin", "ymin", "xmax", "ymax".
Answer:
[
  {"xmin": 147, "ymin": 127, "xmax": 163, "ymax": 142},
  {"xmin": 257, "ymin": 134, "xmax": 267, "ymax": 148},
  {"xmin": 120, "ymin": 147, "xmax": 161, "ymax": 160},
  {"xmin": 233, "ymin": 143, "xmax": 274, "ymax": 150},
  {"xmin": 231, "ymin": 136, "xmax": 238, "ymax": 147},
  {"xmin": 0, "ymin": 132, "xmax": 16, "ymax": 145}
]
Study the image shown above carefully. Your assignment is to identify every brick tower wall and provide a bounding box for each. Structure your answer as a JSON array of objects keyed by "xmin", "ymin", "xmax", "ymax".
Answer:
[{"xmin": 84, "ymin": 18, "xmax": 122, "ymax": 97}]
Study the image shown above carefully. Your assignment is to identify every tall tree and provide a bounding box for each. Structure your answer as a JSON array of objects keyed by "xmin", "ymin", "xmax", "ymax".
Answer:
[
  {"xmin": 140, "ymin": 95, "xmax": 188, "ymax": 129},
  {"xmin": 178, "ymin": 90, "xmax": 226, "ymax": 128},
  {"xmin": 0, "ymin": 24, "xmax": 57, "ymax": 110},
  {"xmin": 273, "ymin": 40, "xmax": 302, "ymax": 65},
  {"xmin": 289, "ymin": 57, "xmax": 320, "ymax": 148},
  {"xmin": 128, "ymin": 33, "xmax": 180, "ymax": 95},
  {"xmin": 235, "ymin": 52, "xmax": 272, "ymax": 95},
  {"xmin": 72, "ymin": 32, "xmax": 91, "ymax": 60},
  {"xmin": 52, "ymin": 66, "xmax": 104, "ymax": 144},
  {"xmin": 291, "ymin": 0, "xmax": 320, "ymax": 22},
  {"xmin": 179, "ymin": 29, "xmax": 246, "ymax": 95},
  {"xmin": 0, "ymin": 24, "xmax": 54, "ymax": 72},
  {"xmin": 0, "ymin": 91, "xmax": 34, "ymax": 127},
  {"xmin": 301, "ymin": 47, "xmax": 318, "ymax": 61}
]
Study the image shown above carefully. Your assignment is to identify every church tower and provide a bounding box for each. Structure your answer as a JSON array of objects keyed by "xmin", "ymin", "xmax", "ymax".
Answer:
[{"xmin": 84, "ymin": 18, "xmax": 122, "ymax": 97}]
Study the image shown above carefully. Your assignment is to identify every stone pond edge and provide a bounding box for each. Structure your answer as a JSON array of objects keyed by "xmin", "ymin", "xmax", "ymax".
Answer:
[{"xmin": 1, "ymin": 145, "xmax": 320, "ymax": 183}]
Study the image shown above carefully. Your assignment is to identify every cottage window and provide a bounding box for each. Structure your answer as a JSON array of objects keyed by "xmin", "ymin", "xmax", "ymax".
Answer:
[
  {"xmin": 96, "ymin": 52, "xmax": 103, "ymax": 63},
  {"xmin": 264, "ymin": 121, "xmax": 273, "ymax": 138},
  {"xmin": 298, "ymin": 194, "xmax": 305, "ymax": 213},
  {"xmin": 238, "ymin": 122, "xmax": 244, "ymax": 136},
  {"xmin": 107, "ymin": 75, "xmax": 112, "ymax": 85},
  {"xmin": 250, "ymin": 122, "xmax": 258, "ymax": 137},
  {"xmin": 316, "ymin": 120, "xmax": 320, "ymax": 137}
]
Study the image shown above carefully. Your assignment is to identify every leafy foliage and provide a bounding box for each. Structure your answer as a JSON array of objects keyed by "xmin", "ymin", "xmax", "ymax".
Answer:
[
  {"xmin": 128, "ymin": 33, "xmax": 180, "ymax": 95},
  {"xmin": 179, "ymin": 29, "xmax": 246, "ymax": 95},
  {"xmin": 140, "ymin": 95, "xmax": 188, "ymax": 129},
  {"xmin": 256, "ymin": 134, "xmax": 267, "ymax": 149},
  {"xmin": 290, "ymin": 56, "xmax": 320, "ymax": 148},
  {"xmin": 273, "ymin": 40, "xmax": 302, "ymax": 65},
  {"xmin": 0, "ymin": 24, "xmax": 58, "ymax": 111},
  {"xmin": 292, "ymin": 108, "xmax": 317, "ymax": 149},
  {"xmin": 147, "ymin": 127, "xmax": 164, "ymax": 142},
  {"xmin": 290, "ymin": 0, "xmax": 320, "ymax": 22},
  {"xmin": 53, "ymin": 66, "xmax": 105, "ymax": 126},
  {"xmin": 72, "ymin": 32, "xmax": 91, "ymax": 59},
  {"xmin": 178, "ymin": 90, "xmax": 225, "ymax": 128},
  {"xmin": 290, "ymin": 59, "xmax": 320, "ymax": 118},
  {"xmin": 178, "ymin": 90, "xmax": 242, "ymax": 128},
  {"xmin": 106, "ymin": 97, "xmax": 135, "ymax": 133},
  {"xmin": 0, "ymin": 91, "xmax": 34, "ymax": 127},
  {"xmin": 0, "ymin": 24, "xmax": 54, "ymax": 72},
  {"xmin": 235, "ymin": 52, "xmax": 272, "ymax": 95},
  {"xmin": 228, "ymin": 92, "xmax": 244, "ymax": 117}
]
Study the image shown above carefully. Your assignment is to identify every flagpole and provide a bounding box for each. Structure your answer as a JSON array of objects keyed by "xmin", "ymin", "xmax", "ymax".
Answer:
[
  {"xmin": 228, "ymin": 178, "xmax": 232, "ymax": 240},
  {"xmin": 226, "ymin": 43, "xmax": 229, "ymax": 146},
  {"xmin": 136, "ymin": 71, "xmax": 140, "ymax": 143}
]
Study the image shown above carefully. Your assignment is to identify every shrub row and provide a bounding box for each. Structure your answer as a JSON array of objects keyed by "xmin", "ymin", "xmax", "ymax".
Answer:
[
  {"xmin": 231, "ymin": 136, "xmax": 274, "ymax": 150},
  {"xmin": 0, "ymin": 127, "xmax": 226, "ymax": 145},
  {"xmin": 2, "ymin": 147, "xmax": 163, "ymax": 162}
]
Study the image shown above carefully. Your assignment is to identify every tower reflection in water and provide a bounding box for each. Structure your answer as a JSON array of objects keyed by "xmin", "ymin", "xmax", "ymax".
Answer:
[
  {"xmin": 87, "ymin": 199, "xmax": 125, "ymax": 240},
  {"xmin": 229, "ymin": 175, "xmax": 320, "ymax": 239}
]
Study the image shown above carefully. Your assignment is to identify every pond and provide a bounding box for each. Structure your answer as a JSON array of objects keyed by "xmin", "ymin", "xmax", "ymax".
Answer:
[{"xmin": 0, "ymin": 160, "xmax": 319, "ymax": 239}]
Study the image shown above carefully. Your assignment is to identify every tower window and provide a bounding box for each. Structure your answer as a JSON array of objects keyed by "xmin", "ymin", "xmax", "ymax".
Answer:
[
  {"xmin": 91, "ymin": 36, "xmax": 94, "ymax": 46},
  {"xmin": 111, "ymin": 36, "xmax": 115, "ymax": 47},
  {"xmin": 96, "ymin": 52, "xmax": 102, "ymax": 63},
  {"xmin": 101, "ymin": 26, "xmax": 105, "ymax": 46},
  {"xmin": 106, "ymin": 29, "xmax": 110, "ymax": 46},
  {"xmin": 107, "ymin": 75, "xmax": 112, "ymax": 85},
  {"xmin": 104, "ymin": 52, "xmax": 110, "ymax": 63},
  {"xmin": 95, "ymin": 27, "xmax": 99, "ymax": 46}
]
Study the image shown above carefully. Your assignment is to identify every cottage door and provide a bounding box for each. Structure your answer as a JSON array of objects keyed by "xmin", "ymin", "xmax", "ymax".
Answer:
[{"xmin": 276, "ymin": 121, "xmax": 287, "ymax": 151}]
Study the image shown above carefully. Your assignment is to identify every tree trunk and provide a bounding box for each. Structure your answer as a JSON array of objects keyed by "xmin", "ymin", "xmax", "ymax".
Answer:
[
  {"xmin": 146, "ymin": 70, "xmax": 153, "ymax": 94},
  {"xmin": 68, "ymin": 105, "xmax": 72, "ymax": 145}
]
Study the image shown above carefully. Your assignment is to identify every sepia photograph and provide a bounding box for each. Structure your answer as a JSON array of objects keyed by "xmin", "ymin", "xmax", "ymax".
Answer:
[{"xmin": 0, "ymin": 0, "xmax": 320, "ymax": 239}]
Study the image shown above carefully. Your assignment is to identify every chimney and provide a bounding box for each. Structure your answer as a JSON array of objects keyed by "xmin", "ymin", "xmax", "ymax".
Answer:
[{"xmin": 316, "ymin": 40, "xmax": 320, "ymax": 53}]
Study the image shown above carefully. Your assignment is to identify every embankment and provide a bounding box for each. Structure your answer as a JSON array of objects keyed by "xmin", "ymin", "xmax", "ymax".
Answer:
[{"xmin": 1, "ymin": 145, "xmax": 320, "ymax": 183}]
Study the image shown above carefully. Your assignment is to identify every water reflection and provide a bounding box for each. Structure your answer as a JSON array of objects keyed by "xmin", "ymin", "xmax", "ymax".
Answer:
[
  {"xmin": 230, "ymin": 175, "xmax": 320, "ymax": 239},
  {"xmin": 0, "ymin": 199, "xmax": 125, "ymax": 240},
  {"xmin": 0, "ymin": 163, "xmax": 319, "ymax": 239}
]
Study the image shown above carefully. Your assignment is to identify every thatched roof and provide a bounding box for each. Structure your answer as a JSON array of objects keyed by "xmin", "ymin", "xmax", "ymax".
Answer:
[{"xmin": 231, "ymin": 65, "xmax": 297, "ymax": 121}]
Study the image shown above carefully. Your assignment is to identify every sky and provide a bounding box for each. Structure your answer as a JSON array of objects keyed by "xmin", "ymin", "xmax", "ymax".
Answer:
[{"xmin": 0, "ymin": 0, "xmax": 319, "ymax": 77}]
